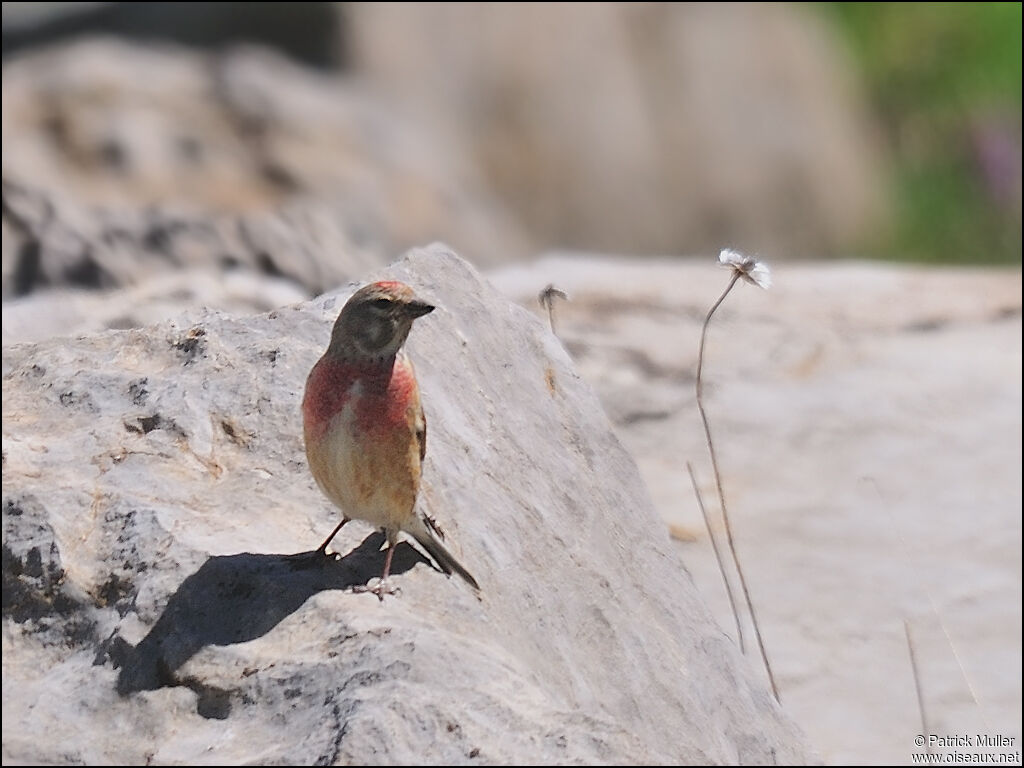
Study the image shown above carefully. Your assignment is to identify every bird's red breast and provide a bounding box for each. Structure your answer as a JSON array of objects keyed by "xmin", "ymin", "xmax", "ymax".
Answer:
[
  {"xmin": 303, "ymin": 351, "xmax": 424, "ymax": 530},
  {"xmin": 302, "ymin": 354, "xmax": 419, "ymax": 444}
]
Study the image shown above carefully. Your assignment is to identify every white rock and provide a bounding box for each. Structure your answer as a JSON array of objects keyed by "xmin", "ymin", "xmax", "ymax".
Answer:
[{"xmin": 2, "ymin": 245, "xmax": 810, "ymax": 765}]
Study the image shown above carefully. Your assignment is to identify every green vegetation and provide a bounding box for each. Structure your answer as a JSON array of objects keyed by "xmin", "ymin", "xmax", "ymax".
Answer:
[{"xmin": 821, "ymin": 2, "xmax": 1022, "ymax": 264}]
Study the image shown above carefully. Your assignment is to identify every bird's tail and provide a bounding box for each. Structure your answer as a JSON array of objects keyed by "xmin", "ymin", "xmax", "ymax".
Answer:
[{"xmin": 408, "ymin": 515, "xmax": 480, "ymax": 591}]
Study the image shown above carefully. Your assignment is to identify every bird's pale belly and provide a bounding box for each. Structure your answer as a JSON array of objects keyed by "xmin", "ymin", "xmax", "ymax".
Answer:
[{"xmin": 306, "ymin": 397, "xmax": 420, "ymax": 531}]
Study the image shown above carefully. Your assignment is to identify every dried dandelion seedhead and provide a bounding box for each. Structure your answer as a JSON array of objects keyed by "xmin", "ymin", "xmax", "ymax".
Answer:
[{"xmin": 718, "ymin": 248, "xmax": 772, "ymax": 290}]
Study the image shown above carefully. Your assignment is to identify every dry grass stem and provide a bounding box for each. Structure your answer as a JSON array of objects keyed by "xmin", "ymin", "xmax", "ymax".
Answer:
[
  {"xmin": 905, "ymin": 619, "xmax": 932, "ymax": 755},
  {"xmin": 687, "ymin": 460, "xmax": 744, "ymax": 648},
  {"xmin": 865, "ymin": 477, "xmax": 990, "ymax": 730},
  {"xmin": 696, "ymin": 262, "xmax": 779, "ymax": 702}
]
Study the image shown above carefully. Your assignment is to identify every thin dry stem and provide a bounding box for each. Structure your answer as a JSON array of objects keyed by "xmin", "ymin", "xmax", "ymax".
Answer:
[
  {"xmin": 864, "ymin": 476, "xmax": 989, "ymax": 730},
  {"xmin": 687, "ymin": 461, "xmax": 744, "ymax": 647},
  {"xmin": 696, "ymin": 270, "xmax": 780, "ymax": 702},
  {"xmin": 905, "ymin": 619, "xmax": 932, "ymax": 754}
]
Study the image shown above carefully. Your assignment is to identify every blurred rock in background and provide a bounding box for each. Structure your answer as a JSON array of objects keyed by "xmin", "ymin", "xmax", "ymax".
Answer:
[
  {"xmin": 347, "ymin": 2, "xmax": 887, "ymax": 261},
  {"xmin": 0, "ymin": 39, "xmax": 529, "ymax": 296},
  {"xmin": 3, "ymin": 2, "xmax": 889, "ymax": 284},
  {"xmin": 5, "ymin": 3, "xmax": 1019, "ymax": 270},
  {"xmin": 2, "ymin": 1, "xmax": 342, "ymax": 68}
]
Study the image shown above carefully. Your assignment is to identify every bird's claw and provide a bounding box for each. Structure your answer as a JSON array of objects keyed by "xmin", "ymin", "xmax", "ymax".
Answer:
[{"xmin": 353, "ymin": 579, "xmax": 400, "ymax": 601}]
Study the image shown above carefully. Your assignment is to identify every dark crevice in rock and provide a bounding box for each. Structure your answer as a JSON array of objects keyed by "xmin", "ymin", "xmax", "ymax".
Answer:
[
  {"xmin": 141, "ymin": 221, "xmax": 184, "ymax": 262},
  {"xmin": 13, "ymin": 239, "xmax": 46, "ymax": 296},
  {"xmin": 128, "ymin": 378, "xmax": 149, "ymax": 406},
  {"xmin": 171, "ymin": 327, "xmax": 208, "ymax": 365},
  {"xmin": 220, "ymin": 419, "xmax": 253, "ymax": 447},
  {"xmin": 260, "ymin": 161, "xmax": 301, "ymax": 192},
  {"xmin": 97, "ymin": 572, "xmax": 138, "ymax": 617},
  {"xmin": 97, "ymin": 138, "xmax": 128, "ymax": 171},
  {"xmin": 62, "ymin": 250, "xmax": 111, "ymax": 289},
  {"xmin": 1, "ymin": 521, "xmax": 99, "ymax": 649},
  {"xmin": 124, "ymin": 414, "xmax": 185, "ymax": 437},
  {"xmin": 255, "ymin": 251, "xmax": 287, "ymax": 279}
]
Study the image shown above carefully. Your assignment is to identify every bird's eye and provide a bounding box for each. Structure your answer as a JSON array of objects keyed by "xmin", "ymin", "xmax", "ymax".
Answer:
[{"xmin": 371, "ymin": 298, "xmax": 391, "ymax": 309}]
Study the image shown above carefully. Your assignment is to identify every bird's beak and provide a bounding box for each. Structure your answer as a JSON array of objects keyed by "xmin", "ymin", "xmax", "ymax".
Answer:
[{"xmin": 405, "ymin": 299, "xmax": 435, "ymax": 318}]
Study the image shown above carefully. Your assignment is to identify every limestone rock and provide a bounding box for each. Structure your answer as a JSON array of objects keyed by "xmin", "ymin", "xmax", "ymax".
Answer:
[
  {"xmin": 0, "ymin": 267, "xmax": 309, "ymax": 346},
  {"xmin": 2, "ymin": 245, "xmax": 810, "ymax": 765}
]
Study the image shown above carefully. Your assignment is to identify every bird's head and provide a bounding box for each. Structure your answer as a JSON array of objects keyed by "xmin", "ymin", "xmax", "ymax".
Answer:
[{"xmin": 328, "ymin": 280, "xmax": 435, "ymax": 360}]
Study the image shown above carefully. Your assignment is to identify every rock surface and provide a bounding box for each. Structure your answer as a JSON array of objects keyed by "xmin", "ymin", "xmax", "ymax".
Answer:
[
  {"xmin": 1, "ymin": 245, "xmax": 811, "ymax": 765},
  {"xmin": 491, "ymin": 254, "xmax": 1023, "ymax": 765},
  {"xmin": 0, "ymin": 267, "xmax": 308, "ymax": 346}
]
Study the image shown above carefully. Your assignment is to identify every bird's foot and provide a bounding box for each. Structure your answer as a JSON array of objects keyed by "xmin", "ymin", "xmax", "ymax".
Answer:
[{"xmin": 353, "ymin": 578, "xmax": 400, "ymax": 602}]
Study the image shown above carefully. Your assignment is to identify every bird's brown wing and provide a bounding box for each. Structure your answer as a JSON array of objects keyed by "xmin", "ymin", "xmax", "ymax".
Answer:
[
  {"xmin": 417, "ymin": 401, "xmax": 426, "ymax": 465},
  {"xmin": 403, "ymin": 355, "xmax": 426, "ymax": 467},
  {"xmin": 411, "ymin": 373, "xmax": 446, "ymax": 539}
]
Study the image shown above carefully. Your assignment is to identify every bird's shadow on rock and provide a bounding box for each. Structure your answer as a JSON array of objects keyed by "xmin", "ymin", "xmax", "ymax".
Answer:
[{"xmin": 108, "ymin": 532, "xmax": 428, "ymax": 708}]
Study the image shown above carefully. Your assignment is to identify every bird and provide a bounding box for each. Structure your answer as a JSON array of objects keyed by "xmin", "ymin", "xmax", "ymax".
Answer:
[{"xmin": 302, "ymin": 280, "xmax": 480, "ymax": 597}]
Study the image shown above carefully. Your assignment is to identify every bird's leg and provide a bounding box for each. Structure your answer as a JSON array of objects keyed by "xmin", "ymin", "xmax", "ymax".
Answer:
[
  {"xmin": 354, "ymin": 533, "xmax": 400, "ymax": 600},
  {"xmin": 316, "ymin": 517, "xmax": 350, "ymax": 555}
]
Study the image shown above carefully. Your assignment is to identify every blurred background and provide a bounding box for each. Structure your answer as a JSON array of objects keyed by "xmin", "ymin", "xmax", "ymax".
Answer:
[
  {"xmin": 2, "ymin": 1, "xmax": 1020, "ymax": 283},
  {"xmin": 2, "ymin": 4, "xmax": 1021, "ymax": 765}
]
